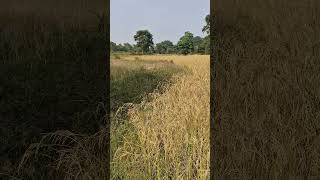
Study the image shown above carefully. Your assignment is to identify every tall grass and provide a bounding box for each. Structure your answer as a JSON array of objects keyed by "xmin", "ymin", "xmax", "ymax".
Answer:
[
  {"xmin": 212, "ymin": 0, "xmax": 320, "ymax": 179},
  {"xmin": 111, "ymin": 55, "xmax": 210, "ymax": 179},
  {"xmin": 0, "ymin": 0, "xmax": 108, "ymax": 179},
  {"xmin": 14, "ymin": 57, "xmax": 183, "ymax": 179}
]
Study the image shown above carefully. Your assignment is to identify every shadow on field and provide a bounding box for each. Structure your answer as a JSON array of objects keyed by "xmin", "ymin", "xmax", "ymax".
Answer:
[
  {"xmin": 110, "ymin": 59, "xmax": 186, "ymax": 176},
  {"xmin": 212, "ymin": 1, "xmax": 320, "ymax": 179},
  {"xmin": 111, "ymin": 59, "xmax": 184, "ymax": 117},
  {"xmin": 0, "ymin": 24, "xmax": 108, "ymax": 180}
]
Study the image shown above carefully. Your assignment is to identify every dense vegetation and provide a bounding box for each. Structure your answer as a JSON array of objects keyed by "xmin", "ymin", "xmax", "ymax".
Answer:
[
  {"xmin": 111, "ymin": 55, "xmax": 209, "ymax": 179},
  {"xmin": 212, "ymin": 0, "xmax": 320, "ymax": 179},
  {"xmin": 111, "ymin": 15, "xmax": 210, "ymax": 55},
  {"xmin": 0, "ymin": 1, "xmax": 108, "ymax": 179},
  {"xmin": 0, "ymin": 0, "xmax": 211, "ymax": 178}
]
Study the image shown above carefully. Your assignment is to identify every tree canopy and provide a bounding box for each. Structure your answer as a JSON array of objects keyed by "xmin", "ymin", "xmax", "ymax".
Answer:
[
  {"xmin": 155, "ymin": 40, "xmax": 175, "ymax": 54},
  {"xmin": 133, "ymin": 30, "xmax": 154, "ymax": 54},
  {"xmin": 202, "ymin": 14, "xmax": 210, "ymax": 35},
  {"xmin": 111, "ymin": 15, "xmax": 210, "ymax": 55},
  {"xmin": 177, "ymin": 32, "xmax": 194, "ymax": 55},
  {"xmin": 193, "ymin": 36, "xmax": 205, "ymax": 54}
]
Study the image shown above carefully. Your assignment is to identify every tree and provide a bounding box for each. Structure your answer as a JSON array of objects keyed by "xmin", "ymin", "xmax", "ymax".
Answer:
[
  {"xmin": 132, "ymin": 44, "xmax": 142, "ymax": 54},
  {"xmin": 110, "ymin": 41, "xmax": 117, "ymax": 52},
  {"xmin": 202, "ymin": 14, "xmax": 210, "ymax": 35},
  {"xmin": 117, "ymin": 44, "xmax": 126, "ymax": 52},
  {"xmin": 134, "ymin": 30, "xmax": 154, "ymax": 54},
  {"xmin": 123, "ymin": 43, "xmax": 133, "ymax": 52},
  {"xmin": 202, "ymin": 14, "xmax": 211, "ymax": 55},
  {"xmin": 177, "ymin": 31, "xmax": 194, "ymax": 55},
  {"xmin": 202, "ymin": 36, "xmax": 210, "ymax": 54},
  {"xmin": 149, "ymin": 45, "xmax": 155, "ymax": 54},
  {"xmin": 155, "ymin": 40, "xmax": 174, "ymax": 54},
  {"xmin": 193, "ymin": 36, "xmax": 204, "ymax": 54}
]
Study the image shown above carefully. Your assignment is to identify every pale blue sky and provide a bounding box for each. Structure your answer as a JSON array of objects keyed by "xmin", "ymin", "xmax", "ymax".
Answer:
[{"xmin": 110, "ymin": 0, "xmax": 209, "ymax": 45}]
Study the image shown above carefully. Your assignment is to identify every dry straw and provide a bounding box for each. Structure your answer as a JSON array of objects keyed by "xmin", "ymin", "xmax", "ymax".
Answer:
[
  {"xmin": 111, "ymin": 55, "xmax": 210, "ymax": 179},
  {"xmin": 212, "ymin": 0, "xmax": 320, "ymax": 179}
]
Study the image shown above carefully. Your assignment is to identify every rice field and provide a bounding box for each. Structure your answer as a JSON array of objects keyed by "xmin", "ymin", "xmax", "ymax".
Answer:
[
  {"xmin": 111, "ymin": 55, "xmax": 210, "ymax": 179},
  {"xmin": 0, "ymin": 1, "xmax": 108, "ymax": 179},
  {"xmin": 212, "ymin": 0, "xmax": 320, "ymax": 179}
]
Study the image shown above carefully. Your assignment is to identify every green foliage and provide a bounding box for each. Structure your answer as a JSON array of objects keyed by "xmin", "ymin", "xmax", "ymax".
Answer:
[
  {"xmin": 193, "ymin": 36, "xmax": 205, "ymax": 54},
  {"xmin": 110, "ymin": 41, "xmax": 133, "ymax": 53},
  {"xmin": 134, "ymin": 30, "xmax": 154, "ymax": 54},
  {"xmin": 202, "ymin": 14, "xmax": 210, "ymax": 35},
  {"xmin": 110, "ymin": 14, "xmax": 210, "ymax": 55},
  {"xmin": 155, "ymin": 40, "xmax": 175, "ymax": 54},
  {"xmin": 177, "ymin": 32, "xmax": 194, "ymax": 55},
  {"xmin": 123, "ymin": 43, "xmax": 133, "ymax": 52},
  {"xmin": 110, "ymin": 41, "xmax": 117, "ymax": 52},
  {"xmin": 199, "ymin": 15, "xmax": 211, "ymax": 55},
  {"xmin": 202, "ymin": 35, "xmax": 210, "ymax": 54}
]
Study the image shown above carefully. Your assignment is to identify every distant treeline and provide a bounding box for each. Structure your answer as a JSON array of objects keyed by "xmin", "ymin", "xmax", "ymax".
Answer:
[{"xmin": 111, "ymin": 14, "xmax": 210, "ymax": 55}]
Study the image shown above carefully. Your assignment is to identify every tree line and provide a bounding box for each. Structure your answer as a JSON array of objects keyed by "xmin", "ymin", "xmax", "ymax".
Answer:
[{"xmin": 111, "ymin": 14, "xmax": 210, "ymax": 55}]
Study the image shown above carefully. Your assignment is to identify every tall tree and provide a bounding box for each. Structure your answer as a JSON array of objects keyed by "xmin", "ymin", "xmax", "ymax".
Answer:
[
  {"xmin": 202, "ymin": 14, "xmax": 210, "ymax": 35},
  {"xmin": 202, "ymin": 14, "xmax": 211, "ymax": 55},
  {"xmin": 177, "ymin": 32, "xmax": 194, "ymax": 55},
  {"xmin": 134, "ymin": 30, "xmax": 154, "ymax": 54}
]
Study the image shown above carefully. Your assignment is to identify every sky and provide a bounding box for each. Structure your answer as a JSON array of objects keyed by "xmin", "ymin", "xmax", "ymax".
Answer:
[{"xmin": 110, "ymin": 0, "xmax": 209, "ymax": 45}]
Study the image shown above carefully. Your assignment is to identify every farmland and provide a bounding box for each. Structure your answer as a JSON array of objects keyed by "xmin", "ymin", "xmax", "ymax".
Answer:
[
  {"xmin": 110, "ymin": 54, "xmax": 210, "ymax": 179},
  {"xmin": 212, "ymin": 0, "xmax": 320, "ymax": 179},
  {"xmin": 0, "ymin": 0, "xmax": 108, "ymax": 179},
  {"xmin": 0, "ymin": 0, "xmax": 211, "ymax": 179}
]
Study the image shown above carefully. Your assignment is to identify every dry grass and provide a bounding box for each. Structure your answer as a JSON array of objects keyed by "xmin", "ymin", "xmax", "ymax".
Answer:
[
  {"xmin": 111, "ymin": 55, "xmax": 210, "ymax": 179},
  {"xmin": 17, "ymin": 128, "xmax": 109, "ymax": 180},
  {"xmin": 0, "ymin": 0, "xmax": 107, "ymax": 31},
  {"xmin": 0, "ymin": 0, "xmax": 108, "ymax": 179},
  {"xmin": 212, "ymin": 0, "xmax": 320, "ymax": 179},
  {"xmin": 14, "ymin": 56, "xmax": 184, "ymax": 179}
]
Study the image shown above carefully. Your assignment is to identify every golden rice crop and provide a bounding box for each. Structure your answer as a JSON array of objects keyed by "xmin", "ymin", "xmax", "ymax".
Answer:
[
  {"xmin": 212, "ymin": 0, "xmax": 320, "ymax": 179},
  {"xmin": 111, "ymin": 55, "xmax": 210, "ymax": 179}
]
